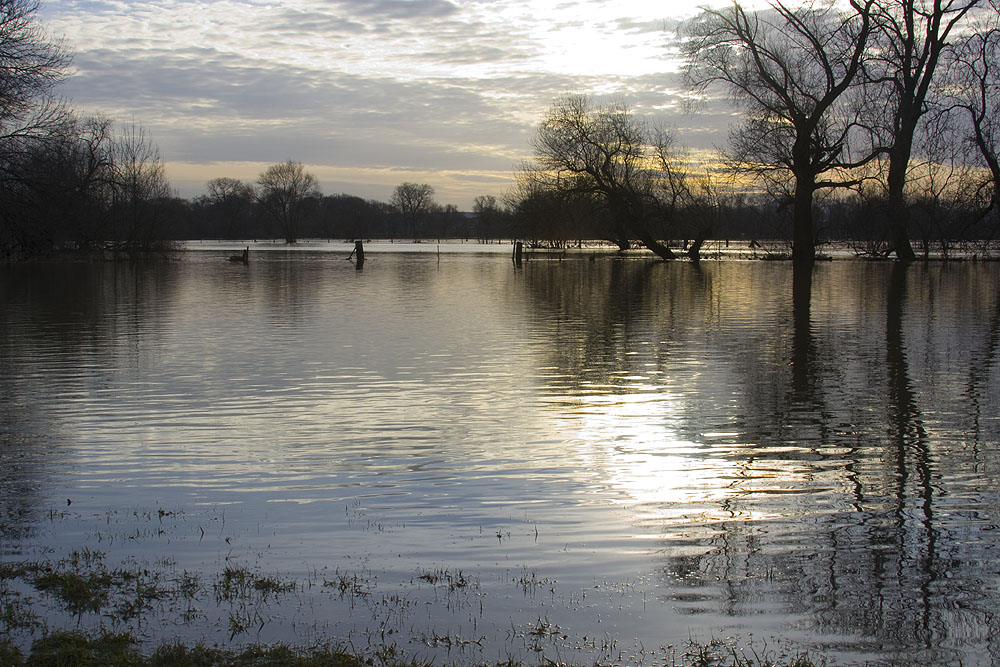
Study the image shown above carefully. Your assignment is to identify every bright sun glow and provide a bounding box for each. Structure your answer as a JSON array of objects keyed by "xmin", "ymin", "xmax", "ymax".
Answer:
[
  {"xmin": 554, "ymin": 388, "xmax": 738, "ymax": 510},
  {"xmin": 554, "ymin": 376, "xmax": 811, "ymax": 540}
]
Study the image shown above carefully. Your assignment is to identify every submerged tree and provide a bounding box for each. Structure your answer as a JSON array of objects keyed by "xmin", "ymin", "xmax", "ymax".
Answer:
[
  {"xmin": 519, "ymin": 95, "xmax": 695, "ymax": 260},
  {"xmin": 866, "ymin": 0, "xmax": 984, "ymax": 261},
  {"xmin": 684, "ymin": 0, "xmax": 876, "ymax": 265},
  {"xmin": 949, "ymin": 7, "xmax": 1000, "ymax": 226},
  {"xmin": 257, "ymin": 160, "xmax": 320, "ymax": 243}
]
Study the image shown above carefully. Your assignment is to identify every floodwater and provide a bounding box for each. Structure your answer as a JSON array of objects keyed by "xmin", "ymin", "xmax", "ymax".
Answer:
[{"xmin": 2, "ymin": 243, "xmax": 999, "ymax": 665}]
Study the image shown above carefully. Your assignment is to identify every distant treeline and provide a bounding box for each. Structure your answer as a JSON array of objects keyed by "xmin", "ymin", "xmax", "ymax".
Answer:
[
  {"xmin": 178, "ymin": 186, "xmax": 485, "ymax": 243},
  {"xmin": 162, "ymin": 183, "xmax": 1000, "ymax": 262},
  {"xmin": 5, "ymin": 153, "xmax": 997, "ymax": 260},
  {"xmin": 2, "ymin": 0, "xmax": 998, "ymax": 261}
]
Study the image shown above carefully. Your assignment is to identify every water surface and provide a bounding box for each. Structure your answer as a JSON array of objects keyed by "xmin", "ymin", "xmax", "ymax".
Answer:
[{"xmin": 2, "ymin": 247, "xmax": 999, "ymax": 665}]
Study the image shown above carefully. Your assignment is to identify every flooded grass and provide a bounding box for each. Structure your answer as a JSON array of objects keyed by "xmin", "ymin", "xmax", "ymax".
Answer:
[
  {"xmin": 33, "ymin": 569, "xmax": 114, "ymax": 616},
  {"xmin": 416, "ymin": 568, "xmax": 475, "ymax": 592},
  {"xmin": 0, "ymin": 633, "xmax": 820, "ymax": 667},
  {"xmin": 214, "ymin": 565, "xmax": 297, "ymax": 603},
  {"xmin": 324, "ymin": 570, "xmax": 373, "ymax": 600},
  {"xmin": 0, "ymin": 509, "xmax": 825, "ymax": 667}
]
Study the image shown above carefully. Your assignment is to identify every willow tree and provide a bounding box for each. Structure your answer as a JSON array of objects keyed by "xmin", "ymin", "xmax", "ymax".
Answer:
[{"xmin": 684, "ymin": 0, "xmax": 876, "ymax": 265}]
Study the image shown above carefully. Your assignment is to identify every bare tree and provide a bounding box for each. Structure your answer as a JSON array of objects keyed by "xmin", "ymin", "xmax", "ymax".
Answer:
[
  {"xmin": 473, "ymin": 194, "xmax": 506, "ymax": 242},
  {"xmin": 7, "ymin": 116, "xmax": 173, "ymax": 253},
  {"xmin": 391, "ymin": 182, "xmax": 435, "ymax": 238},
  {"xmin": 110, "ymin": 121, "xmax": 173, "ymax": 250},
  {"xmin": 38, "ymin": 115, "xmax": 114, "ymax": 248},
  {"xmin": 949, "ymin": 7, "xmax": 1000, "ymax": 225},
  {"xmin": 867, "ymin": 0, "xmax": 984, "ymax": 261},
  {"xmin": 0, "ymin": 0, "xmax": 69, "ymax": 149},
  {"xmin": 206, "ymin": 177, "xmax": 255, "ymax": 238},
  {"xmin": 505, "ymin": 179, "xmax": 599, "ymax": 248},
  {"xmin": 257, "ymin": 160, "xmax": 320, "ymax": 243},
  {"xmin": 0, "ymin": 0, "xmax": 71, "ymax": 255},
  {"xmin": 523, "ymin": 95, "xmax": 679, "ymax": 260},
  {"xmin": 684, "ymin": 0, "xmax": 876, "ymax": 265},
  {"xmin": 649, "ymin": 127, "xmax": 722, "ymax": 260}
]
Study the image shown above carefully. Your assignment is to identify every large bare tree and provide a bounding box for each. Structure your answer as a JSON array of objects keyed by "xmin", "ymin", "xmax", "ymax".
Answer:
[
  {"xmin": 948, "ymin": 5, "xmax": 1000, "ymax": 224},
  {"xmin": 206, "ymin": 177, "xmax": 256, "ymax": 239},
  {"xmin": 391, "ymin": 182, "xmax": 435, "ymax": 238},
  {"xmin": 684, "ymin": 0, "xmax": 876, "ymax": 265},
  {"xmin": 522, "ymin": 95, "xmax": 682, "ymax": 260},
  {"xmin": 257, "ymin": 160, "xmax": 320, "ymax": 243},
  {"xmin": 867, "ymin": 0, "xmax": 984, "ymax": 261},
  {"xmin": 0, "ymin": 0, "xmax": 69, "ymax": 148},
  {"xmin": 0, "ymin": 0, "xmax": 70, "ymax": 254},
  {"xmin": 110, "ymin": 122, "xmax": 173, "ymax": 250}
]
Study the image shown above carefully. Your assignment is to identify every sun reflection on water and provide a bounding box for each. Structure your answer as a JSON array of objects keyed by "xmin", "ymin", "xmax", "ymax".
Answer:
[{"xmin": 4, "ymin": 254, "xmax": 1000, "ymax": 665}]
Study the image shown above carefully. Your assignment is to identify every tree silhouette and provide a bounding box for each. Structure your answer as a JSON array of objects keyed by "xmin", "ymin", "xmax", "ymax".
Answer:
[
  {"xmin": 684, "ymin": 0, "xmax": 876, "ymax": 264},
  {"xmin": 391, "ymin": 182, "xmax": 435, "ymax": 238},
  {"xmin": 257, "ymin": 160, "xmax": 320, "ymax": 244}
]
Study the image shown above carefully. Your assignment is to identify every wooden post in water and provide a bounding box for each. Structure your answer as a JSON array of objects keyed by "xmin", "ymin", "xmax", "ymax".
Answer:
[
  {"xmin": 228, "ymin": 246, "xmax": 249, "ymax": 264},
  {"xmin": 354, "ymin": 240, "xmax": 365, "ymax": 269},
  {"xmin": 512, "ymin": 241, "xmax": 523, "ymax": 266}
]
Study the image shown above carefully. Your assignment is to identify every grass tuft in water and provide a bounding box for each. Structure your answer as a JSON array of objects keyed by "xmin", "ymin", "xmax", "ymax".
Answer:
[
  {"xmin": 679, "ymin": 637, "xmax": 819, "ymax": 667},
  {"xmin": 416, "ymin": 568, "xmax": 475, "ymax": 592},
  {"xmin": 23, "ymin": 631, "xmax": 142, "ymax": 667},
  {"xmin": 0, "ymin": 640, "xmax": 24, "ymax": 666},
  {"xmin": 177, "ymin": 571, "xmax": 201, "ymax": 600},
  {"xmin": 323, "ymin": 570, "xmax": 373, "ymax": 600},
  {"xmin": 214, "ymin": 565, "xmax": 296, "ymax": 604},
  {"xmin": 0, "ymin": 595, "xmax": 41, "ymax": 632},
  {"xmin": 33, "ymin": 570, "xmax": 113, "ymax": 616}
]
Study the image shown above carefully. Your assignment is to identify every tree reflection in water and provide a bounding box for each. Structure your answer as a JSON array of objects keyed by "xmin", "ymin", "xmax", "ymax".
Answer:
[
  {"xmin": 521, "ymin": 257, "xmax": 1000, "ymax": 664},
  {"xmin": 3, "ymin": 253, "xmax": 999, "ymax": 664}
]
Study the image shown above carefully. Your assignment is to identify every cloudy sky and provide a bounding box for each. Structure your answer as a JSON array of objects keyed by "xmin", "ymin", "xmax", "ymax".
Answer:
[{"xmin": 40, "ymin": 0, "xmax": 732, "ymax": 208}]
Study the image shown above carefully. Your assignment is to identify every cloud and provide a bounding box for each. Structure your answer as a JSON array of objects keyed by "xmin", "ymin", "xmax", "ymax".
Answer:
[
  {"xmin": 40, "ymin": 0, "xmax": 731, "ymax": 207},
  {"xmin": 271, "ymin": 9, "xmax": 367, "ymax": 34},
  {"xmin": 327, "ymin": 0, "xmax": 460, "ymax": 19}
]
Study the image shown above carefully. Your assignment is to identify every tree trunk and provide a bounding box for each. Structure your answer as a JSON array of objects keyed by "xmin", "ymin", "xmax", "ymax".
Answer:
[
  {"xmin": 792, "ymin": 176, "xmax": 815, "ymax": 266},
  {"xmin": 687, "ymin": 236, "xmax": 706, "ymax": 262},
  {"xmin": 631, "ymin": 224, "xmax": 677, "ymax": 260},
  {"xmin": 971, "ymin": 120, "xmax": 1000, "ymax": 222},
  {"xmin": 886, "ymin": 114, "xmax": 918, "ymax": 262}
]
